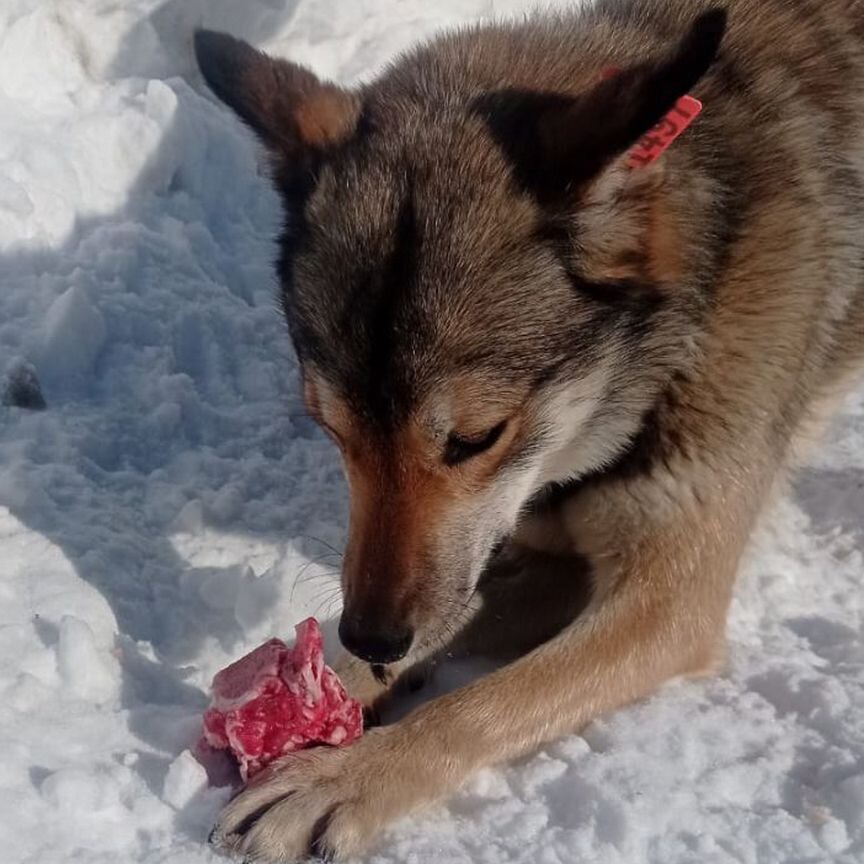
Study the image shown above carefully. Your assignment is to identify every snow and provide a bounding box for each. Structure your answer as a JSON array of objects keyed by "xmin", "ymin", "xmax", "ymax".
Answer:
[
  {"xmin": 0, "ymin": 1, "xmax": 861, "ymax": 862},
  {"xmin": 162, "ymin": 750, "xmax": 210, "ymax": 811}
]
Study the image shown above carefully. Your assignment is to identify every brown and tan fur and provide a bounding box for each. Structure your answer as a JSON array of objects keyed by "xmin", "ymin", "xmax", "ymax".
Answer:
[{"xmin": 194, "ymin": 0, "xmax": 864, "ymax": 859}]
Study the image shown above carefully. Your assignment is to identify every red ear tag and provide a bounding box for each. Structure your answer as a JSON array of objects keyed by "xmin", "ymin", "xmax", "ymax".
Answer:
[
  {"xmin": 625, "ymin": 94, "xmax": 703, "ymax": 170},
  {"xmin": 597, "ymin": 67, "xmax": 703, "ymax": 170}
]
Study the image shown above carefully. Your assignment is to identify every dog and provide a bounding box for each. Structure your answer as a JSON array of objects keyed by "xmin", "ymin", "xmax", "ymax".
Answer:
[{"xmin": 194, "ymin": 0, "xmax": 864, "ymax": 858}]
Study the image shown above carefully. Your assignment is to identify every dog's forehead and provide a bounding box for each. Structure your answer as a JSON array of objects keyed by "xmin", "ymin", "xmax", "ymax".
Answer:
[
  {"xmin": 285, "ymin": 111, "xmax": 593, "ymax": 427},
  {"xmin": 308, "ymin": 111, "xmax": 518, "ymax": 233}
]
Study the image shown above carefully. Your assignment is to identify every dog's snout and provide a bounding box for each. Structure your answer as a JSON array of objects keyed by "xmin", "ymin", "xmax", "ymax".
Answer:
[{"xmin": 338, "ymin": 612, "xmax": 414, "ymax": 665}]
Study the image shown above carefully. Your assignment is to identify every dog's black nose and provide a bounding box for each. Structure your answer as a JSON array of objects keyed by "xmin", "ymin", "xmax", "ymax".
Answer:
[{"xmin": 338, "ymin": 613, "xmax": 414, "ymax": 664}]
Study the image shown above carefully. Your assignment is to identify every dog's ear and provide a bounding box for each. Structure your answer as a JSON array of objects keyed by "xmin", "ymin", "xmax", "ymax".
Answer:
[
  {"xmin": 474, "ymin": 8, "xmax": 727, "ymax": 204},
  {"xmin": 194, "ymin": 30, "xmax": 360, "ymax": 166}
]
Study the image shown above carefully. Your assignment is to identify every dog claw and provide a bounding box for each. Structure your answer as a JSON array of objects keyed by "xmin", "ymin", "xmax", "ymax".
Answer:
[{"xmin": 309, "ymin": 807, "xmax": 337, "ymax": 860}]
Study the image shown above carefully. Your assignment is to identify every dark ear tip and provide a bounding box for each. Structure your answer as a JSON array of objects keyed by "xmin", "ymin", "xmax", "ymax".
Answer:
[
  {"xmin": 194, "ymin": 29, "xmax": 231, "ymax": 67},
  {"xmin": 193, "ymin": 29, "xmax": 263, "ymax": 106},
  {"xmin": 691, "ymin": 7, "xmax": 729, "ymax": 49},
  {"xmin": 194, "ymin": 29, "xmax": 220, "ymax": 74},
  {"xmin": 700, "ymin": 6, "xmax": 729, "ymax": 26},
  {"xmin": 193, "ymin": 29, "xmax": 256, "ymax": 80},
  {"xmin": 194, "ymin": 28, "xmax": 219, "ymax": 57}
]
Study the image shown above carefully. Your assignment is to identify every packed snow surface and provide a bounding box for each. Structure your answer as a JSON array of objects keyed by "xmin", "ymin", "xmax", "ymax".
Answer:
[{"xmin": 0, "ymin": 1, "xmax": 862, "ymax": 862}]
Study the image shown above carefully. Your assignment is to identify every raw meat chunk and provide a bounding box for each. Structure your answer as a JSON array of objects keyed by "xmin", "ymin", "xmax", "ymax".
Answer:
[{"xmin": 201, "ymin": 618, "xmax": 362, "ymax": 780}]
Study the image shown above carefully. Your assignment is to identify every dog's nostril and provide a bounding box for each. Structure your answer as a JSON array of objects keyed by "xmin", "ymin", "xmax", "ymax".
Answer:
[{"xmin": 338, "ymin": 614, "xmax": 413, "ymax": 665}]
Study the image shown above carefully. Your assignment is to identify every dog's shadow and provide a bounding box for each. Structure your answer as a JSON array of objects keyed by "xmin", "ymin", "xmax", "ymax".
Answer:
[{"xmin": 2, "ymin": 0, "xmax": 351, "ymax": 835}]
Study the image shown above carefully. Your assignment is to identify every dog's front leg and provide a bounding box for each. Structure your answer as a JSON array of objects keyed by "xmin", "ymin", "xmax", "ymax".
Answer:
[{"xmin": 211, "ymin": 486, "xmax": 751, "ymax": 862}]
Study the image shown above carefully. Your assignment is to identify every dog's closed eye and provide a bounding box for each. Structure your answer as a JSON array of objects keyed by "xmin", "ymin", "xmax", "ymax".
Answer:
[{"xmin": 444, "ymin": 421, "xmax": 507, "ymax": 466}]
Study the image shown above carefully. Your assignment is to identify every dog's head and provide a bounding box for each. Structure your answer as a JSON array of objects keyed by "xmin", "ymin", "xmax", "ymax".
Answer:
[{"xmin": 195, "ymin": 9, "xmax": 726, "ymax": 664}]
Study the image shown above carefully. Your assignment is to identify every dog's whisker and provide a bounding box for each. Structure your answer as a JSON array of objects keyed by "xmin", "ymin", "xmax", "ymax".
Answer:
[
  {"xmin": 312, "ymin": 594, "xmax": 344, "ymax": 621},
  {"xmin": 293, "ymin": 563, "xmax": 341, "ymax": 585},
  {"xmin": 307, "ymin": 586, "xmax": 344, "ymax": 615},
  {"xmin": 296, "ymin": 535, "xmax": 345, "ymax": 559},
  {"xmin": 288, "ymin": 558, "xmax": 341, "ymax": 604}
]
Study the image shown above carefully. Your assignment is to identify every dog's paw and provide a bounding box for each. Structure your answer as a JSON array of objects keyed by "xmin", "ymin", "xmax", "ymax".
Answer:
[{"xmin": 210, "ymin": 726, "xmax": 440, "ymax": 862}]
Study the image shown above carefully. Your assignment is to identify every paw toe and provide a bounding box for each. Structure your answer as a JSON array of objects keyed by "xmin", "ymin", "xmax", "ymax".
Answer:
[{"xmin": 237, "ymin": 794, "xmax": 324, "ymax": 863}]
